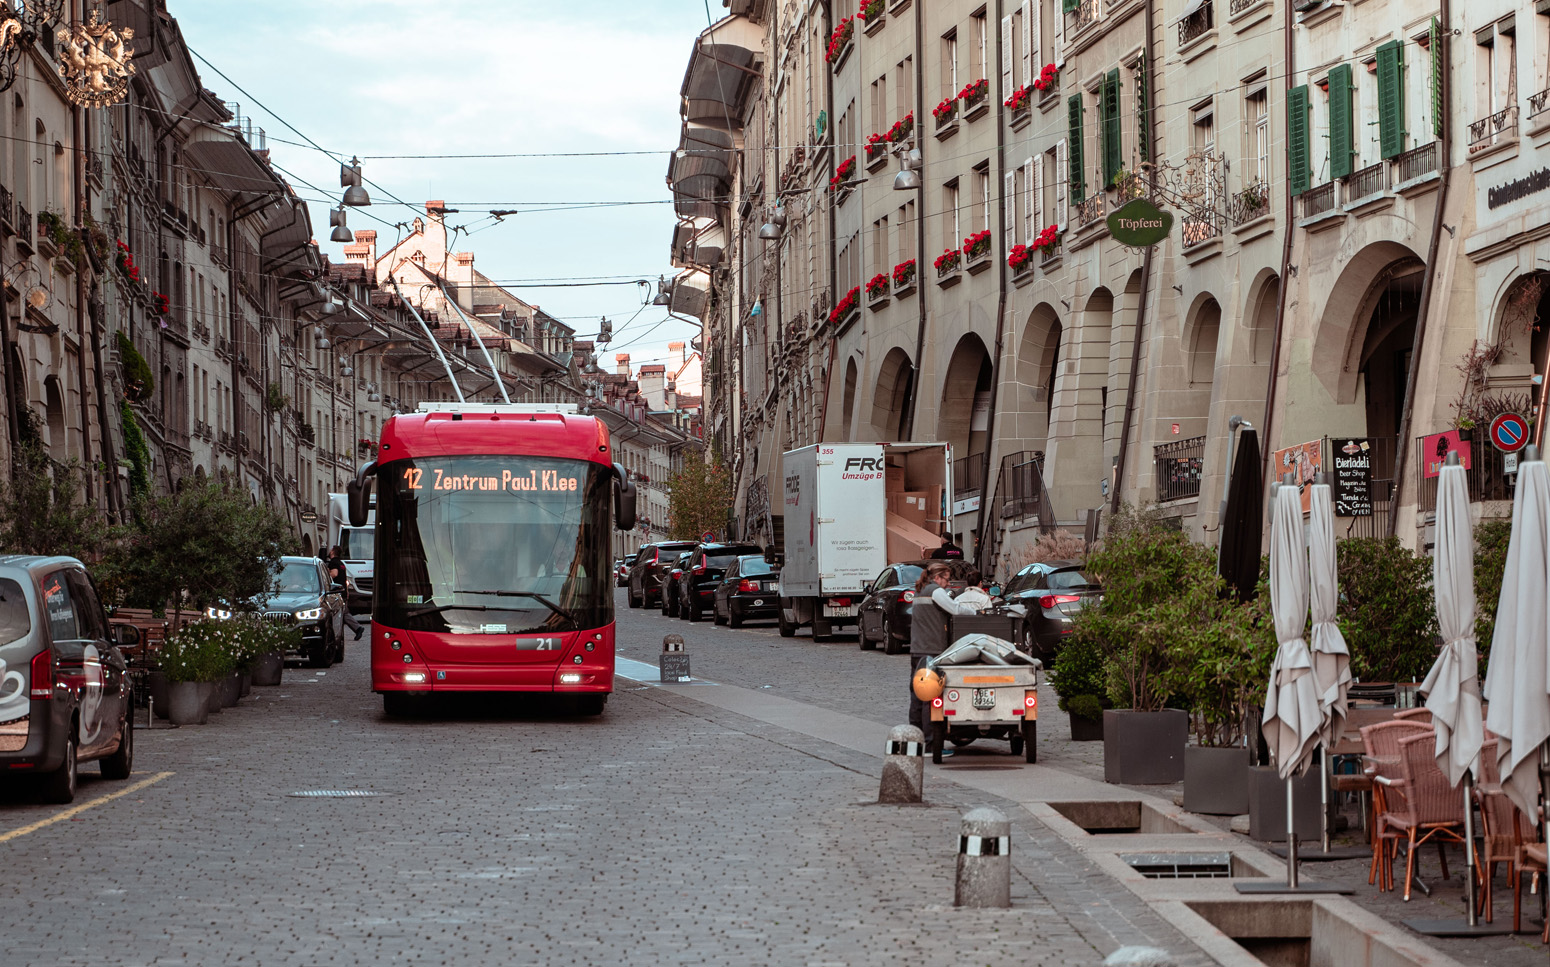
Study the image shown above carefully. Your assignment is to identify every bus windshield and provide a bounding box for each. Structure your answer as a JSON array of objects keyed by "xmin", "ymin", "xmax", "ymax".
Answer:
[{"xmin": 376, "ymin": 456, "xmax": 612, "ymax": 635}]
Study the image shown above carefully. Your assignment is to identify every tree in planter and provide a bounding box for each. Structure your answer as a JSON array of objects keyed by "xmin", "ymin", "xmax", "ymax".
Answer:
[
  {"xmin": 1335, "ymin": 536, "xmax": 1437, "ymax": 683},
  {"xmin": 1163, "ymin": 562, "xmax": 1277, "ymax": 747},
  {"xmin": 0, "ymin": 410, "xmax": 107, "ymax": 561},
  {"xmin": 1051, "ymin": 633, "xmax": 1106, "ymax": 722},
  {"xmin": 101, "ymin": 481, "xmax": 297, "ymax": 624},
  {"xmin": 1472, "ymin": 518, "xmax": 1511, "ymax": 676},
  {"xmin": 666, "ymin": 450, "xmax": 732, "ymax": 541}
]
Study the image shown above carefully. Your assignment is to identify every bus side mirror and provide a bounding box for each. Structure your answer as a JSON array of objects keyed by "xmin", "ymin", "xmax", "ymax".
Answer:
[
  {"xmin": 612, "ymin": 462, "xmax": 636, "ymax": 531},
  {"xmin": 347, "ymin": 463, "xmax": 375, "ymax": 528}
]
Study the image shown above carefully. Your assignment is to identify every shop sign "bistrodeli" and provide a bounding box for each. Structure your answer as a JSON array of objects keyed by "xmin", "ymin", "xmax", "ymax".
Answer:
[{"xmin": 1488, "ymin": 166, "xmax": 1550, "ymax": 209}]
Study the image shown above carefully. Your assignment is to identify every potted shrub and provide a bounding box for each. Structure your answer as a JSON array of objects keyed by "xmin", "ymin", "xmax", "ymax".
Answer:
[
  {"xmin": 1073, "ymin": 506, "xmax": 1193, "ymax": 784},
  {"xmin": 933, "ymin": 247, "xmax": 961, "ymax": 278},
  {"xmin": 249, "ymin": 621, "xmax": 291, "ymax": 687},
  {"xmin": 158, "ymin": 623, "xmax": 228, "ymax": 725},
  {"xmin": 1167, "ymin": 563, "xmax": 1276, "ymax": 814},
  {"xmin": 1051, "ymin": 634, "xmax": 1106, "ymax": 740}
]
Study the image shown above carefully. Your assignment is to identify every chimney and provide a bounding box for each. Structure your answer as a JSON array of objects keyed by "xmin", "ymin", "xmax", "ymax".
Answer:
[
  {"xmin": 668, "ymin": 341, "xmax": 685, "ymax": 371},
  {"xmin": 615, "ymin": 353, "xmax": 631, "ymax": 377},
  {"xmin": 422, "ymin": 200, "xmax": 449, "ymax": 270},
  {"xmin": 345, "ymin": 229, "xmax": 378, "ymax": 272}
]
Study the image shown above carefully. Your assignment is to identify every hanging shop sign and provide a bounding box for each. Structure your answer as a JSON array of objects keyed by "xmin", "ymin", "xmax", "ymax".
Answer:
[
  {"xmin": 58, "ymin": 12, "xmax": 135, "ymax": 108},
  {"xmin": 1106, "ymin": 198, "xmax": 1174, "ymax": 247},
  {"xmin": 1330, "ymin": 438, "xmax": 1373, "ymax": 517},
  {"xmin": 1271, "ymin": 439, "xmax": 1322, "ymax": 514},
  {"xmin": 1421, "ymin": 428, "xmax": 1472, "ymax": 478}
]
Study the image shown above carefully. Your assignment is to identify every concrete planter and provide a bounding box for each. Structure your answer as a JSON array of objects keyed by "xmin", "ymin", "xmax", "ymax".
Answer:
[
  {"xmin": 1103, "ymin": 709, "xmax": 1187, "ymax": 784},
  {"xmin": 167, "ymin": 680, "xmax": 208, "ymax": 725},
  {"xmin": 202, "ymin": 679, "xmax": 221, "ymax": 715},
  {"xmin": 238, "ymin": 671, "xmax": 252, "ymax": 697},
  {"xmin": 1183, "ymin": 744, "xmax": 1250, "ymax": 815},
  {"xmin": 1247, "ymin": 764, "xmax": 1322, "ymax": 841},
  {"xmin": 217, "ymin": 673, "xmax": 242, "ymax": 708},
  {"xmin": 148, "ymin": 670, "xmax": 169, "ymax": 720},
  {"xmin": 250, "ymin": 651, "xmax": 283, "ymax": 686},
  {"xmin": 1068, "ymin": 711, "xmax": 1104, "ymax": 741}
]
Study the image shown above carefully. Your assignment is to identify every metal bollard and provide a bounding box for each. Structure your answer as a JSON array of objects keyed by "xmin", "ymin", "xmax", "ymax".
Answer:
[
  {"xmin": 878, "ymin": 725, "xmax": 924, "ymax": 803},
  {"xmin": 1103, "ymin": 948, "xmax": 1176, "ymax": 967},
  {"xmin": 954, "ymin": 806, "xmax": 1011, "ymax": 908},
  {"xmin": 660, "ymin": 634, "xmax": 691, "ymax": 682}
]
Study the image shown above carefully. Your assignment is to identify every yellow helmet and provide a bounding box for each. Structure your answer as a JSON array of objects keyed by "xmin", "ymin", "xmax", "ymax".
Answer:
[{"xmin": 912, "ymin": 666, "xmax": 944, "ymax": 701}]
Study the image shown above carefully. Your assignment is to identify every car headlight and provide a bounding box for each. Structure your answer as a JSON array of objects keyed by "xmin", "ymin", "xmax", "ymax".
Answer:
[
  {"xmin": 205, "ymin": 607, "xmax": 232, "ymax": 620},
  {"xmin": 294, "ymin": 607, "xmax": 322, "ymax": 621}
]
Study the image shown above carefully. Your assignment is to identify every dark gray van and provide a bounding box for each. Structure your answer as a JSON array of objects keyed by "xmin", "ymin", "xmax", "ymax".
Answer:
[{"xmin": 0, "ymin": 555, "xmax": 136, "ymax": 803}]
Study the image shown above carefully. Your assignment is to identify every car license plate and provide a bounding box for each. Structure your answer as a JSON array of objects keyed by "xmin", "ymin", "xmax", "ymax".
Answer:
[
  {"xmin": 972, "ymin": 688, "xmax": 997, "ymax": 709},
  {"xmin": 824, "ymin": 604, "xmax": 857, "ymax": 617}
]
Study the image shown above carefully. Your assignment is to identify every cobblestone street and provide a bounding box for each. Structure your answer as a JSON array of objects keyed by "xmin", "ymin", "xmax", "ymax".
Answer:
[{"xmin": 0, "ymin": 595, "xmax": 1539, "ymax": 966}]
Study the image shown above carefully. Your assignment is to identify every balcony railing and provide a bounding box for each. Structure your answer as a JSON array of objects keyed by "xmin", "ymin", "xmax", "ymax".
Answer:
[
  {"xmin": 1469, "ymin": 105, "xmax": 1518, "ymax": 153},
  {"xmin": 1229, "ymin": 0, "xmax": 1258, "ymax": 13},
  {"xmin": 1346, "ymin": 162, "xmax": 1386, "ymax": 200},
  {"xmin": 1178, "ymin": 0, "xmax": 1212, "ymax": 45},
  {"xmin": 1302, "ymin": 182, "xmax": 1336, "ymax": 218},
  {"xmin": 953, "ymin": 453, "xmax": 987, "ymax": 499},
  {"xmin": 1039, "ymin": 239, "xmax": 1062, "ymax": 265},
  {"xmin": 1394, "ymin": 141, "xmax": 1439, "ymax": 183},
  {"xmin": 1416, "ymin": 433, "xmax": 1514, "ymax": 511},
  {"xmin": 0, "ymin": 185, "xmax": 12, "ymax": 233},
  {"xmin": 1182, "ymin": 212, "xmax": 1222, "ymax": 247},
  {"xmin": 14, "ymin": 202, "xmax": 30, "ymax": 247},
  {"xmin": 1072, "ymin": 0, "xmax": 1100, "ymax": 33},
  {"xmin": 1074, "ymin": 194, "xmax": 1105, "ymax": 227},
  {"xmin": 1228, "ymin": 181, "xmax": 1270, "ymax": 223},
  {"xmin": 1155, "ymin": 436, "xmax": 1205, "ymax": 502},
  {"xmin": 998, "ymin": 450, "xmax": 1047, "ymax": 521},
  {"xmin": 1531, "ymin": 87, "xmax": 1550, "ymax": 119}
]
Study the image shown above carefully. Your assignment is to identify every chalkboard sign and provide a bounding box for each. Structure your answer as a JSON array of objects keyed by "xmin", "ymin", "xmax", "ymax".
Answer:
[
  {"xmin": 1330, "ymin": 438, "xmax": 1373, "ymax": 517},
  {"xmin": 659, "ymin": 653, "xmax": 692, "ymax": 682}
]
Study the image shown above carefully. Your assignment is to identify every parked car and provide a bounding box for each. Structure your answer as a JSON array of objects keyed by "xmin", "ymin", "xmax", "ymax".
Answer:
[
  {"xmin": 615, "ymin": 552, "xmax": 639, "ymax": 587},
  {"xmin": 661, "ymin": 550, "xmax": 695, "ymax": 617},
  {"xmin": 670, "ymin": 543, "xmax": 763, "ymax": 622},
  {"xmin": 712, "ymin": 555, "xmax": 780, "ymax": 627},
  {"xmin": 627, "ymin": 541, "xmax": 698, "ymax": 609},
  {"xmin": 1000, "ymin": 559, "xmax": 1102, "ymax": 659},
  {"xmin": 857, "ymin": 560, "xmax": 977, "ymax": 655},
  {"xmin": 215, "ymin": 556, "xmax": 346, "ymax": 668},
  {"xmin": 0, "ymin": 555, "xmax": 137, "ymax": 804}
]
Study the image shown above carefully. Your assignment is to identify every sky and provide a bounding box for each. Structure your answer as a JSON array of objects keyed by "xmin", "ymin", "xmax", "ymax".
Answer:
[{"xmin": 174, "ymin": 0, "xmax": 715, "ymax": 371}]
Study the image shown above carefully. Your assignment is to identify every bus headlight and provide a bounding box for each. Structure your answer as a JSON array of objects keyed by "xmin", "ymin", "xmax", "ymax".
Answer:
[
  {"xmin": 559, "ymin": 673, "xmax": 582, "ymax": 684},
  {"xmin": 294, "ymin": 607, "xmax": 322, "ymax": 621},
  {"xmin": 403, "ymin": 672, "xmax": 427, "ymax": 684}
]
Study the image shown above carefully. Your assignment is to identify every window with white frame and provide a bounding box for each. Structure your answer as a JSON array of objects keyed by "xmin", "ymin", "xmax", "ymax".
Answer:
[
  {"xmin": 1245, "ymin": 81, "xmax": 1269, "ymax": 185},
  {"xmin": 944, "ymin": 179, "xmax": 961, "ymax": 251}
]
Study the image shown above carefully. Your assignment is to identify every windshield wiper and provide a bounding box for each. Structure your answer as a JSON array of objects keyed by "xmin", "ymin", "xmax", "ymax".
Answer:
[
  {"xmin": 402, "ymin": 603, "xmax": 497, "ymax": 618},
  {"xmin": 453, "ymin": 590, "xmax": 574, "ymax": 624}
]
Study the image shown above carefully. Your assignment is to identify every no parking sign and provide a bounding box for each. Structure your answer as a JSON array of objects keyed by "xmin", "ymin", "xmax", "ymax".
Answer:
[{"xmin": 1489, "ymin": 413, "xmax": 1530, "ymax": 454}]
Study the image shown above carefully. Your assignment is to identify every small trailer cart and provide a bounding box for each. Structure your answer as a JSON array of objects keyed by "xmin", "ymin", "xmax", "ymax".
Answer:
[{"xmin": 920, "ymin": 629, "xmax": 1042, "ymax": 764}]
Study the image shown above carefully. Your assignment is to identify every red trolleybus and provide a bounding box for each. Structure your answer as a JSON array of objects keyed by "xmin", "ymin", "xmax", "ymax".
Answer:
[{"xmin": 346, "ymin": 403, "xmax": 636, "ymax": 716}]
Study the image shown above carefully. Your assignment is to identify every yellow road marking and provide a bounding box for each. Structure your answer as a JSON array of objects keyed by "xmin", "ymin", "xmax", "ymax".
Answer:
[{"xmin": 0, "ymin": 771, "xmax": 173, "ymax": 844}]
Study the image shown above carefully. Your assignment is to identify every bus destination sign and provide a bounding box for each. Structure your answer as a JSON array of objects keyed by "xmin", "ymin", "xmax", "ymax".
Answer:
[{"xmin": 400, "ymin": 465, "xmax": 580, "ymax": 494}]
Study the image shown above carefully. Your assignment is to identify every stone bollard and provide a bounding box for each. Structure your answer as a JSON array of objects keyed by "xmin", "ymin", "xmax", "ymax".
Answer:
[
  {"xmin": 1103, "ymin": 948, "xmax": 1176, "ymax": 967},
  {"xmin": 660, "ymin": 634, "xmax": 691, "ymax": 682},
  {"xmin": 878, "ymin": 725, "xmax": 925, "ymax": 803},
  {"xmin": 954, "ymin": 806, "xmax": 1011, "ymax": 908}
]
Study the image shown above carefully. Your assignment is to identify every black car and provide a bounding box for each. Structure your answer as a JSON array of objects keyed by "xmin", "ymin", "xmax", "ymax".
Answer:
[
  {"xmin": 217, "ymin": 557, "xmax": 347, "ymax": 668},
  {"xmin": 661, "ymin": 550, "xmax": 695, "ymax": 617},
  {"xmin": 627, "ymin": 541, "xmax": 698, "ymax": 608},
  {"xmin": 1001, "ymin": 559, "xmax": 1101, "ymax": 658},
  {"xmin": 672, "ymin": 543, "xmax": 763, "ymax": 622},
  {"xmin": 857, "ymin": 560, "xmax": 977, "ymax": 654},
  {"xmin": 0, "ymin": 555, "xmax": 137, "ymax": 804},
  {"xmin": 712, "ymin": 556, "xmax": 780, "ymax": 627}
]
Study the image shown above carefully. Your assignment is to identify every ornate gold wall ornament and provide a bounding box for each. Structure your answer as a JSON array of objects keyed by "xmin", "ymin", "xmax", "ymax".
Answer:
[{"xmin": 57, "ymin": 12, "xmax": 134, "ymax": 108}]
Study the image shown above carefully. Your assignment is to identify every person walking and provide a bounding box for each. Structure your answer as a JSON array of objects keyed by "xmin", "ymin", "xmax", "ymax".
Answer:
[
  {"xmin": 908, "ymin": 563, "xmax": 985, "ymax": 758},
  {"xmin": 325, "ymin": 546, "xmax": 366, "ymax": 641}
]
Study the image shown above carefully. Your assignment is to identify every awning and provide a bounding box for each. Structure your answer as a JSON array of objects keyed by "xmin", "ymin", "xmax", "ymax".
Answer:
[
  {"xmin": 669, "ymin": 125, "xmax": 734, "ymax": 220},
  {"xmin": 182, "ymin": 123, "xmax": 282, "ymax": 197},
  {"xmin": 670, "ymin": 268, "xmax": 712, "ymax": 321},
  {"xmin": 680, "ymin": 16, "xmax": 762, "ymax": 129},
  {"xmin": 671, "ymin": 218, "xmax": 726, "ymax": 268}
]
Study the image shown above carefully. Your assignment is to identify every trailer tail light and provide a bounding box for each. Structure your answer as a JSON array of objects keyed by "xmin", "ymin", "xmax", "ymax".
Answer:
[
  {"xmin": 1039, "ymin": 594, "xmax": 1081, "ymax": 609},
  {"xmin": 29, "ymin": 650, "xmax": 53, "ymax": 699},
  {"xmin": 931, "ymin": 697, "xmax": 943, "ymax": 708},
  {"xmin": 738, "ymin": 580, "xmax": 760, "ymax": 593},
  {"xmin": 829, "ymin": 597, "xmax": 852, "ymax": 607}
]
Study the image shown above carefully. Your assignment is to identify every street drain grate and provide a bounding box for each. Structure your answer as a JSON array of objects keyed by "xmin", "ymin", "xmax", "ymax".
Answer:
[
  {"xmin": 1120, "ymin": 852, "xmax": 1233, "ymax": 879},
  {"xmin": 288, "ymin": 790, "xmax": 383, "ymax": 799}
]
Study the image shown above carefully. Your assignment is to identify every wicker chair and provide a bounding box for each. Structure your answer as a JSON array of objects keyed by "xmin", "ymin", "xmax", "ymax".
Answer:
[
  {"xmin": 1512, "ymin": 810, "xmax": 1547, "ymax": 942},
  {"xmin": 1360, "ymin": 720, "xmax": 1433, "ymax": 891},
  {"xmin": 1392, "ymin": 707, "xmax": 1433, "ymax": 725},
  {"xmin": 1473, "ymin": 738, "xmax": 1532, "ymax": 923},
  {"xmin": 1376, "ymin": 732, "xmax": 1469, "ymax": 901}
]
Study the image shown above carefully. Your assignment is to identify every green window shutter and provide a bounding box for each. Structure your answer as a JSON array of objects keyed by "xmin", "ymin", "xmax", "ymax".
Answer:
[
  {"xmin": 1328, "ymin": 63, "xmax": 1354, "ymax": 179},
  {"xmin": 1135, "ymin": 55, "xmax": 1150, "ymax": 163},
  {"xmin": 1430, "ymin": 18, "xmax": 1443, "ymax": 138},
  {"xmin": 1377, "ymin": 40, "xmax": 1405, "ymax": 159},
  {"xmin": 1288, "ymin": 84, "xmax": 1311, "ymax": 196},
  {"xmin": 1067, "ymin": 93, "xmax": 1085, "ymax": 203},
  {"xmin": 1102, "ymin": 68, "xmax": 1122, "ymax": 185},
  {"xmin": 1063, "ymin": 0, "xmax": 1079, "ymax": 11}
]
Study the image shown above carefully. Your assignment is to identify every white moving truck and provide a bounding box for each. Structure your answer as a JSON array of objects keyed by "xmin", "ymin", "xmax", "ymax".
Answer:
[
  {"xmin": 326, "ymin": 491, "xmax": 375, "ymax": 614},
  {"xmin": 776, "ymin": 442, "xmax": 953, "ymax": 640}
]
